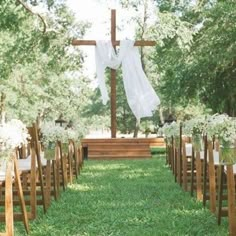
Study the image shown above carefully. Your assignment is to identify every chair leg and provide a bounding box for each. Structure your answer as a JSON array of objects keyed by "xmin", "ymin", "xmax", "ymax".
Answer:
[
  {"xmin": 52, "ymin": 160, "xmax": 59, "ymax": 200},
  {"xmin": 5, "ymin": 160, "xmax": 14, "ymax": 236},
  {"xmin": 45, "ymin": 161, "xmax": 51, "ymax": 209},
  {"xmin": 190, "ymin": 150, "xmax": 195, "ymax": 197},
  {"xmin": 68, "ymin": 153, "xmax": 73, "ymax": 184},
  {"xmin": 30, "ymin": 148, "xmax": 37, "ymax": 219},
  {"xmin": 217, "ymin": 165, "xmax": 224, "ymax": 225},
  {"xmin": 32, "ymin": 123, "xmax": 47, "ymax": 213},
  {"xmin": 74, "ymin": 150, "xmax": 79, "ymax": 178},
  {"xmin": 14, "ymin": 158, "xmax": 29, "ymax": 234},
  {"xmin": 208, "ymin": 142, "xmax": 216, "ymax": 214},
  {"xmin": 202, "ymin": 148, "xmax": 208, "ymax": 207},
  {"xmin": 177, "ymin": 149, "xmax": 182, "ymax": 185},
  {"xmin": 174, "ymin": 148, "xmax": 177, "ymax": 182},
  {"xmin": 182, "ymin": 140, "xmax": 188, "ymax": 191},
  {"xmin": 226, "ymin": 165, "xmax": 236, "ymax": 236},
  {"xmin": 195, "ymin": 151, "xmax": 203, "ymax": 201}
]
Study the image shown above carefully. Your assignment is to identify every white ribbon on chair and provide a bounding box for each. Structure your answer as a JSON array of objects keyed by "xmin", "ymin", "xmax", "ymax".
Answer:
[{"xmin": 95, "ymin": 39, "xmax": 160, "ymax": 120}]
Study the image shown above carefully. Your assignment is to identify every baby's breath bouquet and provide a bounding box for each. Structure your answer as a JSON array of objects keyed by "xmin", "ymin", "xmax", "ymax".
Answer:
[
  {"xmin": 0, "ymin": 119, "xmax": 30, "ymax": 159},
  {"xmin": 183, "ymin": 116, "xmax": 208, "ymax": 151},
  {"xmin": 40, "ymin": 121, "xmax": 67, "ymax": 157},
  {"xmin": 40, "ymin": 122, "xmax": 65, "ymax": 147},
  {"xmin": 206, "ymin": 114, "xmax": 232, "ymax": 141},
  {"xmin": 183, "ymin": 116, "xmax": 208, "ymax": 136},
  {"xmin": 161, "ymin": 122, "xmax": 180, "ymax": 147},
  {"xmin": 207, "ymin": 114, "xmax": 236, "ymax": 164}
]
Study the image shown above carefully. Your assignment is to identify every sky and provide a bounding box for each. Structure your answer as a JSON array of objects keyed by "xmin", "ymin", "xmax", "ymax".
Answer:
[{"xmin": 66, "ymin": 0, "xmax": 138, "ymax": 80}]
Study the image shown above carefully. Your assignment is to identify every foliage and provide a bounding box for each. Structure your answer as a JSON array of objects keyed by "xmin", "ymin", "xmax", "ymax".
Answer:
[
  {"xmin": 153, "ymin": 0, "xmax": 236, "ymax": 116},
  {"xmin": 1, "ymin": 0, "xmax": 235, "ymax": 136},
  {"xmin": 0, "ymin": 0, "xmax": 92, "ymax": 127}
]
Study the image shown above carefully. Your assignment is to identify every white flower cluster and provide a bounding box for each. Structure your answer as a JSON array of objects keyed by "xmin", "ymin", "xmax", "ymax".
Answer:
[
  {"xmin": 40, "ymin": 122, "xmax": 79, "ymax": 147},
  {"xmin": 206, "ymin": 114, "xmax": 236, "ymax": 143},
  {"xmin": 161, "ymin": 114, "xmax": 235, "ymax": 146},
  {"xmin": 183, "ymin": 115, "xmax": 208, "ymax": 136},
  {"xmin": 0, "ymin": 119, "xmax": 30, "ymax": 151},
  {"xmin": 161, "ymin": 121, "xmax": 180, "ymax": 138},
  {"xmin": 40, "ymin": 122, "xmax": 66, "ymax": 146}
]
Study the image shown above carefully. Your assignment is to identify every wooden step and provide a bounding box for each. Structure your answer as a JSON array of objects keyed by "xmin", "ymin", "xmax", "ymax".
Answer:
[
  {"xmin": 81, "ymin": 137, "xmax": 164, "ymax": 160},
  {"xmin": 87, "ymin": 144, "xmax": 150, "ymax": 149},
  {"xmin": 82, "ymin": 138, "xmax": 165, "ymax": 145},
  {"xmin": 89, "ymin": 155, "xmax": 152, "ymax": 160},
  {"xmin": 89, "ymin": 150, "xmax": 150, "ymax": 155}
]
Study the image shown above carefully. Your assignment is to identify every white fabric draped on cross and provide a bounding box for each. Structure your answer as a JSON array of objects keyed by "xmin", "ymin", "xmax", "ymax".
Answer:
[{"xmin": 95, "ymin": 39, "xmax": 160, "ymax": 120}]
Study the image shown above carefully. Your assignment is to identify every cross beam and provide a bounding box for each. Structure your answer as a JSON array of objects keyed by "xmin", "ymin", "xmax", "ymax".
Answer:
[
  {"xmin": 72, "ymin": 40, "xmax": 156, "ymax": 46},
  {"xmin": 72, "ymin": 9, "xmax": 156, "ymax": 138}
]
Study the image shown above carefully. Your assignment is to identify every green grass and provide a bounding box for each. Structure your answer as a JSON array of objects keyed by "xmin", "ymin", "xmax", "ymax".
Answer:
[{"xmin": 11, "ymin": 155, "xmax": 228, "ymax": 235}]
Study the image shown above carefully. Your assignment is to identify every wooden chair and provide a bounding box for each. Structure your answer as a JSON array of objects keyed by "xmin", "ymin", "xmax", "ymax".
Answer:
[
  {"xmin": 181, "ymin": 137, "xmax": 192, "ymax": 192},
  {"xmin": 42, "ymin": 142, "xmax": 61, "ymax": 203},
  {"xmin": 199, "ymin": 139, "xmax": 226, "ymax": 215},
  {"xmin": 27, "ymin": 123, "xmax": 47, "ymax": 213},
  {"xmin": 0, "ymin": 153, "xmax": 29, "ymax": 235},
  {"xmin": 217, "ymin": 141, "xmax": 236, "ymax": 236},
  {"xmin": 176, "ymin": 125, "xmax": 183, "ymax": 186},
  {"xmin": 16, "ymin": 147, "xmax": 37, "ymax": 220},
  {"xmin": 69, "ymin": 140, "xmax": 83, "ymax": 179},
  {"xmin": 76, "ymin": 142, "xmax": 82, "ymax": 174},
  {"xmin": 57, "ymin": 141, "xmax": 68, "ymax": 189},
  {"xmin": 222, "ymin": 165, "xmax": 236, "ymax": 236},
  {"xmin": 191, "ymin": 139, "xmax": 204, "ymax": 201},
  {"xmin": 168, "ymin": 137, "xmax": 175, "ymax": 177}
]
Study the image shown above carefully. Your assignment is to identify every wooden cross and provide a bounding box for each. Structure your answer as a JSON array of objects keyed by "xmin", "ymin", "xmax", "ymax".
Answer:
[{"xmin": 72, "ymin": 9, "xmax": 155, "ymax": 138}]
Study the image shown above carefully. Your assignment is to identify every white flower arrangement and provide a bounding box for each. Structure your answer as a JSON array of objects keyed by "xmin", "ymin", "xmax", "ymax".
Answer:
[
  {"xmin": 160, "ymin": 121, "xmax": 180, "ymax": 138},
  {"xmin": 0, "ymin": 119, "xmax": 30, "ymax": 152},
  {"xmin": 206, "ymin": 114, "xmax": 236, "ymax": 144},
  {"xmin": 40, "ymin": 121, "xmax": 81, "ymax": 148},
  {"xmin": 183, "ymin": 115, "xmax": 208, "ymax": 136},
  {"xmin": 40, "ymin": 121, "xmax": 67, "ymax": 147}
]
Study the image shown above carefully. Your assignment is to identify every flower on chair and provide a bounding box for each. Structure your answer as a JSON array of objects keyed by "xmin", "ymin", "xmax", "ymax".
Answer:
[
  {"xmin": 0, "ymin": 119, "xmax": 30, "ymax": 157},
  {"xmin": 40, "ymin": 122, "xmax": 66, "ymax": 148},
  {"xmin": 206, "ymin": 114, "xmax": 236, "ymax": 143},
  {"xmin": 183, "ymin": 115, "xmax": 208, "ymax": 136}
]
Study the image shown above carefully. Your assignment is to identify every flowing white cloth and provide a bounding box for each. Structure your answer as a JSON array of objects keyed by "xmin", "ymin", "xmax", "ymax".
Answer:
[{"xmin": 95, "ymin": 39, "xmax": 160, "ymax": 120}]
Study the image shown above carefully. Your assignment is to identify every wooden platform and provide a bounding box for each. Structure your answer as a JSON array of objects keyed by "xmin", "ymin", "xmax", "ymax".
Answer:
[{"xmin": 81, "ymin": 137, "xmax": 165, "ymax": 160}]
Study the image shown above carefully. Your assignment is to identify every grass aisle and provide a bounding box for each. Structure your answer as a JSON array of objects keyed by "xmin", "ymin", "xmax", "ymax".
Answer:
[{"xmin": 15, "ymin": 155, "xmax": 228, "ymax": 236}]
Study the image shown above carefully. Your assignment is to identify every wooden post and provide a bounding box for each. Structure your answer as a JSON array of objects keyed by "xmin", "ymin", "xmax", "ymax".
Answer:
[{"xmin": 111, "ymin": 9, "xmax": 116, "ymax": 138}]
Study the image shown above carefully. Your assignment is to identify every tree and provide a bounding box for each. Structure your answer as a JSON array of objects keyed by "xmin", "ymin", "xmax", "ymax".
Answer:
[
  {"xmin": 0, "ymin": 0, "xmax": 92, "ymax": 127},
  {"xmin": 153, "ymin": 0, "xmax": 236, "ymax": 117}
]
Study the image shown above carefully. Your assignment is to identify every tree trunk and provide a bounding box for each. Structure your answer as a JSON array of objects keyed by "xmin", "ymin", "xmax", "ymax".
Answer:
[
  {"xmin": 133, "ymin": 120, "xmax": 139, "ymax": 138},
  {"xmin": 159, "ymin": 106, "xmax": 164, "ymax": 125},
  {"xmin": 0, "ymin": 92, "xmax": 6, "ymax": 124}
]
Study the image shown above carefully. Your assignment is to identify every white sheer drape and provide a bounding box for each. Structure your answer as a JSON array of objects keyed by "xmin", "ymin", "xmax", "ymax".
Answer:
[{"xmin": 95, "ymin": 39, "xmax": 160, "ymax": 120}]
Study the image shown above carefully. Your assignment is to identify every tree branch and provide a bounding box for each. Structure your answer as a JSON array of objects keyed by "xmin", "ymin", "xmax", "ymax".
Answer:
[{"xmin": 16, "ymin": 0, "xmax": 47, "ymax": 34}]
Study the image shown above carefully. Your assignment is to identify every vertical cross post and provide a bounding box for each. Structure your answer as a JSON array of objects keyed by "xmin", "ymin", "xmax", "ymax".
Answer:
[{"xmin": 111, "ymin": 9, "xmax": 116, "ymax": 138}]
